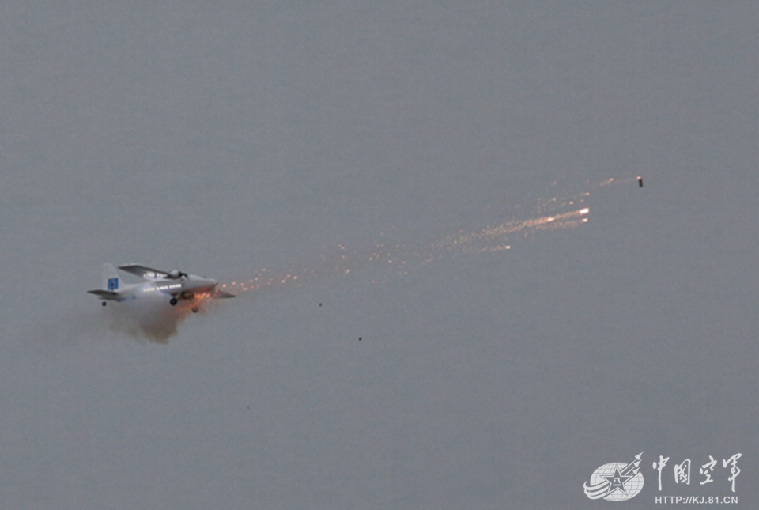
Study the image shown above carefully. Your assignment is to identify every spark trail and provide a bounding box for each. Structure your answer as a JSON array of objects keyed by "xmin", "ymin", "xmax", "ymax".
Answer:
[
  {"xmin": 82, "ymin": 177, "xmax": 631, "ymax": 343},
  {"xmin": 219, "ymin": 178, "xmax": 630, "ymax": 298}
]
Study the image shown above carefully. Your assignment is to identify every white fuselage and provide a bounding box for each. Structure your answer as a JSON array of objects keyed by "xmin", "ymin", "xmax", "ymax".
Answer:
[
  {"xmin": 133, "ymin": 274, "xmax": 218, "ymax": 299},
  {"xmin": 88, "ymin": 264, "xmax": 232, "ymax": 307},
  {"xmin": 100, "ymin": 275, "xmax": 218, "ymax": 302}
]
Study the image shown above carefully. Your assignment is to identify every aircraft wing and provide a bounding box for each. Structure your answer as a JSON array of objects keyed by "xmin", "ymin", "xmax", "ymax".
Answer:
[
  {"xmin": 210, "ymin": 289, "xmax": 236, "ymax": 299},
  {"xmin": 87, "ymin": 289, "xmax": 123, "ymax": 300},
  {"xmin": 118, "ymin": 264, "xmax": 171, "ymax": 279}
]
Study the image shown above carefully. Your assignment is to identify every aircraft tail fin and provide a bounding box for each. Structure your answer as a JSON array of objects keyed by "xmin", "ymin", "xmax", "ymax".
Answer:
[{"xmin": 101, "ymin": 263, "xmax": 120, "ymax": 291}]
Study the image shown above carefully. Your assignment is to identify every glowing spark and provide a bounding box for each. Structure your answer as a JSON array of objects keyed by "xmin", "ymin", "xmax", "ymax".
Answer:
[{"xmin": 218, "ymin": 178, "xmax": 619, "ymax": 299}]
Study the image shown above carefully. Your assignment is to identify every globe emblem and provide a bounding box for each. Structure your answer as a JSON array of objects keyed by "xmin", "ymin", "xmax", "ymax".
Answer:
[
  {"xmin": 588, "ymin": 463, "xmax": 644, "ymax": 501},
  {"xmin": 583, "ymin": 453, "xmax": 644, "ymax": 501}
]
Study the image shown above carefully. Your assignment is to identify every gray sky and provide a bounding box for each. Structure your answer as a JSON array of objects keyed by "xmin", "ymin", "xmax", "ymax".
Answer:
[{"xmin": 1, "ymin": 2, "xmax": 756, "ymax": 508}]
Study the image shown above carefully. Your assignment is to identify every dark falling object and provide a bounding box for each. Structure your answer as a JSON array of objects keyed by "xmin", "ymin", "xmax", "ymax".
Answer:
[
  {"xmin": 637, "ymin": 176, "xmax": 643, "ymax": 187},
  {"xmin": 358, "ymin": 337, "xmax": 362, "ymax": 341}
]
